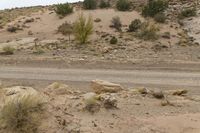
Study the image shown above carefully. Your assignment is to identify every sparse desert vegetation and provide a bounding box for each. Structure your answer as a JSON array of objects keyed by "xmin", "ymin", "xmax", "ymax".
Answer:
[
  {"xmin": 116, "ymin": 0, "xmax": 131, "ymax": 11},
  {"xmin": 83, "ymin": 0, "xmax": 97, "ymax": 9},
  {"xmin": 137, "ymin": 21, "xmax": 159, "ymax": 40},
  {"xmin": 99, "ymin": 0, "xmax": 111, "ymax": 8},
  {"xmin": 142, "ymin": 0, "xmax": 168, "ymax": 17},
  {"xmin": 58, "ymin": 22, "xmax": 73, "ymax": 40},
  {"xmin": 2, "ymin": 46, "xmax": 15, "ymax": 55},
  {"xmin": 178, "ymin": 8, "xmax": 197, "ymax": 19},
  {"xmin": 0, "ymin": 0, "xmax": 200, "ymax": 132},
  {"xmin": 73, "ymin": 14, "xmax": 93, "ymax": 44},
  {"xmin": 54, "ymin": 3, "xmax": 73, "ymax": 17},
  {"xmin": 0, "ymin": 95, "xmax": 45, "ymax": 133},
  {"xmin": 110, "ymin": 36, "xmax": 118, "ymax": 44},
  {"xmin": 111, "ymin": 16, "xmax": 122, "ymax": 31},
  {"xmin": 128, "ymin": 19, "xmax": 142, "ymax": 32}
]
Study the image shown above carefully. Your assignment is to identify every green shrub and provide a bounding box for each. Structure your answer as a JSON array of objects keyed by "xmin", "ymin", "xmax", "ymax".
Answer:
[
  {"xmin": 55, "ymin": 3, "xmax": 73, "ymax": 16},
  {"xmin": 137, "ymin": 22, "xmax": 159, "ymax": 40},
  {"xmin": 83, "ymin": 0, "xmax": 97, "ymax": 9},
  {"xmin": 58, "ymin": 22, "xmax": 73, "ymax": 40},
  {"xmin": 0, "ymin": 95, "xmax": 45, "ymax": 133},
  {"xmin": 73, "ymin": 14, "xmax": 93, "ymax": 44},
  {"xmin": 142, "ymin": 0, "xmax": 168, "ymax": 17},
  {"xmin": 128, "ymin": 19, "xmax": 142, "ymax": 32},
  {"xmin": 99, "ymin": 0, "xmax": 110, "ymax": 8},
  {"xmin": 154, "ymin": 12, "xmax": 166, "ymax": 23},
  {"xmin": 116, "ymin": 0, "xmax": 130, "ymax": 11},
  {"xmin": 110, "ymin": 37, "xmax": 118, "ymax": 44},
  {"xmin": 111, "ymin": 16, "xmax": 122, "ymax": 31},
  {"xmin": 178, "ymin": 8, "xmax": 196, "ymax": 19},
  {"xmin": 2, "ymin": 46, "xmax": 15, "ymax": 55}
]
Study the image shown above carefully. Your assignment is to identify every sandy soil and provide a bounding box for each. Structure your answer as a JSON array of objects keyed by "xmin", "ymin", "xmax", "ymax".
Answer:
[{"xmin": 1, "ymin": 82, "xmax": 200, "ymax": 133}]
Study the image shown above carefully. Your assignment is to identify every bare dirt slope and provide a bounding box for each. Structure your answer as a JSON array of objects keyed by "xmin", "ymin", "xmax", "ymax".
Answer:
[{"xmin": 0, "ymin": 7, "xmax": 199, "ymax": 65}]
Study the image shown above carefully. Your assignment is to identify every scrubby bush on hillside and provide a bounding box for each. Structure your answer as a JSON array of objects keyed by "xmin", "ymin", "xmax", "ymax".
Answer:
[
  {"xmin": 154, "ymin": 12, "xmax": 166, "ymax": 23},
  {"xmin": 178, "ymin": 8, "xmax": 196, "ymax": 19},
  {"xmin": 111, "ymin": 16, "xmax": 122, "ymax": 31},
  {"xmin": 55, "ymin": 3, "xmax": 73, "ymax": 16},
  {"xmin": 137, "ymin": 22, "xmax": 159, "ymax": 40},
  {"xmin": 99, "ymin": 0, "xmax": 110, "ymax": 8},
  {"xmin": 58, "ymin": 22, "xmax": 73, "ymax": 41},
  {"xmin": 0, "ymin": 95, "xmax": 45, "ymax": 133},
  {"xmin": 116, "ymin": 0, "xmax": 130, "ymax": 11},
  {"xmin": 83, "ymin": 0, "xmax": 97, "ymax": 9},
  {"xmin": 142, "ymin": 0, "xmax": 168, "ymax": 17},
  {"xmin": 73, "ymin": 14, "xmax": 93, "ymax": 44},
  {"xmin": 128, "ymin": 19, "xmax": 142, "ymax": 32},
  {"xmin": 110, "ymin": 37, "xmax": 118, "ymax": 44}
]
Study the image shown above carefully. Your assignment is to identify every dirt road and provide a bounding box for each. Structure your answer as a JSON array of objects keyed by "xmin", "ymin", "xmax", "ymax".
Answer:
[{"xmin": 0, "ymin": 66, "xmax": 200, "ymax": 89}]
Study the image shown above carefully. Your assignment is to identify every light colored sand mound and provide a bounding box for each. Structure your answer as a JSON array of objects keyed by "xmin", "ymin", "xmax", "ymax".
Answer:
[{"xmin": 0, "ymin": 9, "xmax": 143, "ymax": 43}]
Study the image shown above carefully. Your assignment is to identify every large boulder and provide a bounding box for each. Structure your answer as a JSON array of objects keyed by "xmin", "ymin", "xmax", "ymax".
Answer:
[{"xmin": 91, "ymin": 80, "xmax": 123, "ymax": 94}]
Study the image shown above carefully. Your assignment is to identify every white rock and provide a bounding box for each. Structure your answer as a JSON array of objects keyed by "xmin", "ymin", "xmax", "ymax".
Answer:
[{"xmin": 91, "ymin": 79, "xmax": 123, "ymax": 94}]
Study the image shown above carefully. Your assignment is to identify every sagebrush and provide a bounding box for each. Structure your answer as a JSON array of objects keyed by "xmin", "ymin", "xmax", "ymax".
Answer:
[
  {"xmin": 110, "ymin": 37, "xmax": 118, "ymax": 44},
  {"xmin": 58, "ymin": 22, "xmax": 73, "ymax": 40},
  {"xmin": 55, "ymin": 3, "xmax": 73, "ymax": 16},
  {"xmin": 154, "ymin": 12, "xmax": 166, "ymax": 23},
  {"xmin": 137, "ymin": 22, "xmax": 159, "ymax": 40},
  {"xmin": 111, "ymin": 16, "xmax": 122, "ymax": 31},
  {"xmin": 178, "ymin": 8, "xmax": 196, "ymax": 19},
  {"xmin": 99, "ymin": 0, "xmax": 110, "ymax": 8},
  {"xmin": 142, "ymin": 0, "xmax": 168, "ymax": 17},
  {"xmin": 0, "ymin": 95, "xmax": 45, "ymax": 133},
  {"xmin": 83, "ymin": 0, "xmax": 97, "ymax": 9},
  {"xmin": 128, "ymin": 19, "xmax": 142, "ymax": 32},
  {"xmin": 116, "ymin": 0, "xmax": 130, "ymax": 11}
]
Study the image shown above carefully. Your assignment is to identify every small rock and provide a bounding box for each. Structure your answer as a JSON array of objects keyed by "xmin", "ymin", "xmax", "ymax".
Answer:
[
  {"xmin": 161, "ymin": 99, "xmax": 173, "ymax": 106},
  {"xmin": 91, "ymin": 79, "xmax": 123, "ymax": 94},
  {"xmin": 28, "ymin": 30, "xmax": 33, "ymax": 35},
  {"xmin": 99, "ymin": 93, "xmax": 118, "ymax": 109},
  {"xmin": 7, "ymin": 25, "xmax": 18, "ymax": 32},
  {"xmin": 151, "ymin": 43, "xmax": 168, "ymax": 51},
  {"xmin": 162, "ymin": 32, "xmax": 171, "ymax": 39},
  {"xmin": 94, "ymin": 18, "xmax": 101, "ymax": 23},
  {"xmin": 24, "ymin": 18, "xmax": 34, "ymax": 23},
  {"xmin": 152, "ymin": 89, "xmax": 164, "ymax": 99},
  {"xmin": 137, "ymin": 88, "xmax": 149, "ymax": 94}
]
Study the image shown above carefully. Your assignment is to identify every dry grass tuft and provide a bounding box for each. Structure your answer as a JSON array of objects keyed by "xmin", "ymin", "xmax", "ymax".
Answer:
[{"xmin": 0, "ymin": 95, "xmax": 46, "ymax": 133}]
